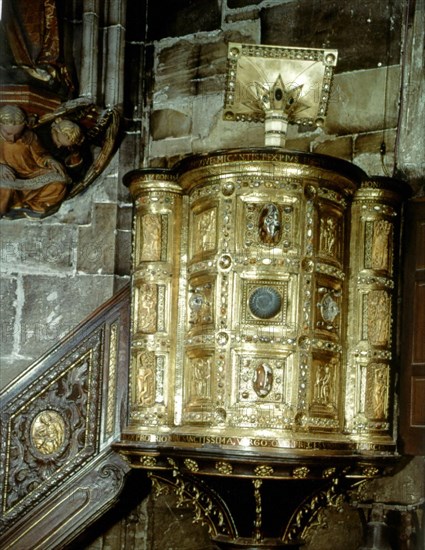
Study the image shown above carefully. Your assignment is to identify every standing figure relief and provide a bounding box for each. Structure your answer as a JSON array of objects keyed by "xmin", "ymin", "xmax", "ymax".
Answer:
[
  {"xmin": 141, "ymin": 213, "xmax": 162, "ymax": 261},
  {"xmin": 367, "ymin": 290, "xmax": 390, "ymax": 346},
  {"xmin": 196, "ymin": 209, "xmax": 216, "ymax": 253},
  {"xmin": 136, "ymin": 351, "xmax": 155, "ymax": 406},
  {"xmin": 138, "ymin": 283, "xmax": 158, "ymax": 333},
  {"xmin": 371, "ymin": 219, "xmax": 392, "ymax": 271},
  {"xmin": 320, "ymin": 216, "xmax": 338, "ymax": 257}
]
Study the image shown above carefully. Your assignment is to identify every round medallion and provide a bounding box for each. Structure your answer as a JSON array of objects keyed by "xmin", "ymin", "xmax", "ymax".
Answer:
[
  {"xmin": 219, "ymin": 254, "xmax": 232, "ymax": 269},
  {"xmin": 320, "ymin": 293, "xmax": 339, "ymax": 322},
  {"xmin": 222, "ymin": 181, "xmax": 235, "ymax": 196},
  {"xmin": 249, "ymin": 287, "xmax": 282, "ymax": 319},
  {"xmin": 189, "ymin": 294, "xmax": 204, "ymax": 310},
  {"xmin": 31, "ymin": 410, "xmax": 66, "ymax": 456}
]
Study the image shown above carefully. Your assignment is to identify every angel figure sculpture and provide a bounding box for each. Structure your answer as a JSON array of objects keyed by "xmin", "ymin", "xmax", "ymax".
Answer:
[{"xmin": 0, "ymin": 98, "xmax": 120, "ymax": 220}]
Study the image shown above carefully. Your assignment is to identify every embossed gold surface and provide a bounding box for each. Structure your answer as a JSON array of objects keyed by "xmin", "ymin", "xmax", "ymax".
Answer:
[
  {"xmin": 223, "ymin": 44, "xmax": 337, "ymax": 127},
  {"xmin": 122, "ymin": 151, "xmax": 408, "ymax": 457}
]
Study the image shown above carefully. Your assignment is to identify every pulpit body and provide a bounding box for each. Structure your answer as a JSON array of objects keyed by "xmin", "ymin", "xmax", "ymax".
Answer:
[{"xmin": 117, "ymin": 149, "xmax": 408, "ymax": 548}]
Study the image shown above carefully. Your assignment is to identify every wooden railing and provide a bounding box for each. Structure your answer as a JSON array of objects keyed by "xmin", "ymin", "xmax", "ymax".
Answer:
[{"xmin": 0, "ymin": 284, "xmax": 131, "ymax": 550}]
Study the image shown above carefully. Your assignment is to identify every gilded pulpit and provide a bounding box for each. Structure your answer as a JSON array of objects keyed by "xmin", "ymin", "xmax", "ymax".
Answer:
[
  {"xmin": 115, "ymin": 44, "xmax": 411, "ymax": 549},
  {"xmin": 117, "ymin": 150, "xmax": 408, "ymax": 548}
]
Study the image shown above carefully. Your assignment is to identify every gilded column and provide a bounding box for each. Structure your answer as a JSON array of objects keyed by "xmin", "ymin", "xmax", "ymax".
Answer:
[
  {"xmin": 344, "ymin": 177, "xmax": 409, "ymax": 442},
  {"xmin": 124, "ymin": 170, "xmax": 183, "ymax": 431}
]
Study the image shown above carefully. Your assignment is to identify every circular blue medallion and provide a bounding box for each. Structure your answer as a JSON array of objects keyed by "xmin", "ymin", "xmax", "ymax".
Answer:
[{"xmin": 249, "ymin": 287, "xmax": 282, "ymax": 319}]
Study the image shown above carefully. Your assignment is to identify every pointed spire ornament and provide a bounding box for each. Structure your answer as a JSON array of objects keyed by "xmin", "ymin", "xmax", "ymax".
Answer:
[{"xmin": 224, "ymin": 43, "xmax": 338, "ymax": 147}]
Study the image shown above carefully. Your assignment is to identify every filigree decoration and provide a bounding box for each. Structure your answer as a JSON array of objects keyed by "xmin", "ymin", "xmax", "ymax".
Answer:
[
  {"xmin": 139, "ymin": 455, "xmax": 157, "ymax": 468},
  {"xmin": 252, "ymin": 478, "xmax": 263, "ymax": 541},
  {"xmin": 322, "ymin": 467, "xmax": 337, "ymax": 479},
  {"xmin": 293, "ymin": 467, "xmax": 310, "ymax": 479},
  {"xmin": 254, "ymin": 465, "xmax": 274, "ymax": 477},
  {"xmin": 284, "ymin": 473, "xmax": 346, "ymax": 544},
  {"xmin": 360, "ymin": 465, "xmax": 380, "ymax": 478},
  {"xmin": 184, "ymin": 459, "xmax": 200, "ymax": 473},
  {"xmin": 224, "ymin": 43, "xmax": 337, "ymax": 126},
  {"xmin": 215, "ymin": 461, "xmax": 233, "ymax": 475},
  {"xmin": 105, "ymin": 322, "xmax": 118, "ymax": 436},
  {"xmin": 149, "ymin": 472, "xmax": 237, "ymax": 539}
]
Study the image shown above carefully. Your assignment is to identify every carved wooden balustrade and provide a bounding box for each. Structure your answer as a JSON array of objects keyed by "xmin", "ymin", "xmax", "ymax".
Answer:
[{"xmin": 0, "ymin": 284, "xmax": 131, "ymax": 550}]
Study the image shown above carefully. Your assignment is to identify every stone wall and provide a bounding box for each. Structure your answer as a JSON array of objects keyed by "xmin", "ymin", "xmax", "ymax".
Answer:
[
  {"xmin": 0, "ymin": 0, "xmax": 133, "ymax": 389},
  {"xmin": 0, "ymin": 157, "xmax": 132, "ymax": 388},
  {"xmin": 137, "ymin": 0, "xmax": 403, "ymax": 179}
]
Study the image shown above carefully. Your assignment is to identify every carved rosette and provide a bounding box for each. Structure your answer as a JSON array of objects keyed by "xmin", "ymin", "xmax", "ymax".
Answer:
[{"xmin": 123, "ymin": 151, "xmax": 407, "ymax": 456}]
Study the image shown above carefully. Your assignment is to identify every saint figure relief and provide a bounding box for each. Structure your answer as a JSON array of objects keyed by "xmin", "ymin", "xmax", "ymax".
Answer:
[
  {"xmin": 137, "ymin": 283, "xmax": 157, "ymax": 333},
  {"xmin": 371, "ymin": 365, "xmax": 388, "ymax": 420},
  {"xmin": 367, "ymin": 291, "xmax": 390, "ymax": 346},
  {"xmin": 141, "ymin": 213, "xmax": 162, "ymax": 261},
  {"xmin": 190, "ymin": 358, "xmax": 211, "ymax": 400},
  {"xmin": 371, "ymin": 220, "xmax": 392, "ymax": 271},
  {"xmin": 320, "ymin": 216, "xmax": 338, "ymax": 257},
  {"xmin": 136, "ymin": 351, "xmax": 155, "ymax": 406},
  {"xmin": 196, "ymin": 209, "xmax": 216, "ymax": 253},
  {"xmin": 313, "ymin": 358, "xmax": 337, "ymax": 407}
]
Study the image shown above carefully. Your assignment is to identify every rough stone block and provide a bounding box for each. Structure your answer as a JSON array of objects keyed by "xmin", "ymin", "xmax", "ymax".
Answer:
[
  {"xmin": 76, "ymin": 203, "xmax": 118, "ymax": 274},
  {"xmin": 147, "ymin": 0, "xmax": 221, "ymax": 40},
  {"xmin": 19, "ymin": 273, "xmax": 115, "ymax": 361},
  {"xmin": 0, "ymin": 221, "xmax": 74, "ymax": 272},
  {"xmin": 228, "ymin": 0, "xmax": 262, "ymax": 8},
  {"xmin": 155, "ymin": 40, "xmax": 228, "ymax": 102},
  {"xmin": 0, "ymin": 276, "xmax": 17, "ymax": 357},
  {"xmin": 260, "ymin": 0, "xmax": 402, "ymax": 73},
  {"xmin": 117, "ymin": 204, "xmax": 133, "ymax": 230},
  {"xmin": 353, "ymin": 151, "xmax": 395, "ymax": 178},
  {"xmin": 354, "ymin": 129, "xmax": 396, "ymax": 156},
  {"xmin": 285, "ymin": 136, "xmax": 313, "ymax": 152},
  {"xmin": 325, "ymin": 66, "xmax": 400, "ymax": 135},
  {"xmin": 313, "ymin": 135, "xmax": 353, "ymax": 161},
  {"xmin": 114, "ymin": 229, "xmax": 132, "ymax": 277},
  {"xmin": 151, "ymin": 109, "xmax": 192, "ymax": 140},
  {"xmin": 353, "ymin": 130, "xmax": 397, "ymax": 177}
]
